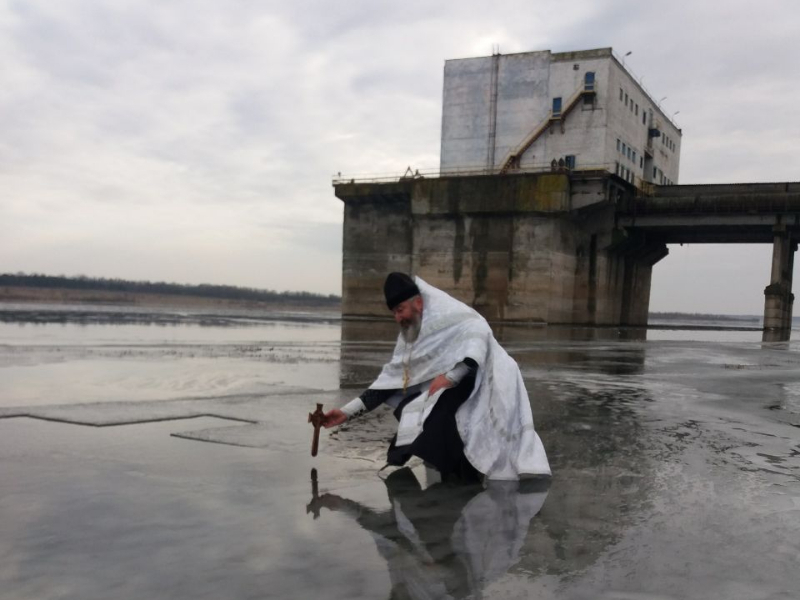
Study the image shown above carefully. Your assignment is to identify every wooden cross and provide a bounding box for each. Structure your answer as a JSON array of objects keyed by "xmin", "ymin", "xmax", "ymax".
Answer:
[{"xmin": 308, "ymin": 403, "xmax": 324, "ymax": 457}]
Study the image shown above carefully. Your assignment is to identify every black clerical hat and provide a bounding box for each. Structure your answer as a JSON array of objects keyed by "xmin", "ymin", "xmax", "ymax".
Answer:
[{"xmin": 384, "ymin": 272, "xmax": 420, "ymax": 310}]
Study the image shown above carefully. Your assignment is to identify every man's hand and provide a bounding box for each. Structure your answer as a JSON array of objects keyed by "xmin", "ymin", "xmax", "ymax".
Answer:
[
  {"xmin": 322, "ymin": 409, "xmax": 347, "ymax": 428},
  {"xmin": 428, "ymin": 374, "xmax": 455, "ymax": 396}
]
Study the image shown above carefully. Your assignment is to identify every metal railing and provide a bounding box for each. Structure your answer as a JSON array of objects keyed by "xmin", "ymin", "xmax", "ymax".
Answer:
[{"xmin": 332, "ymin": 163, "xmax": 617, "ymax": 185}]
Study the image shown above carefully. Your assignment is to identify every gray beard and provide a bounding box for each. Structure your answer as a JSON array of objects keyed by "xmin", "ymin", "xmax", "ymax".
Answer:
[{"xmin": 400, "ymin": 318, "xmax": 421, "ymax": 343}]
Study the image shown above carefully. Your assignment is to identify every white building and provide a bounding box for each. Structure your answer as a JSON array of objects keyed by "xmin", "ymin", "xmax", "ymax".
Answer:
[{"xmin": 440, "ymin": 47, "xmax": 681, "ymax": 187}]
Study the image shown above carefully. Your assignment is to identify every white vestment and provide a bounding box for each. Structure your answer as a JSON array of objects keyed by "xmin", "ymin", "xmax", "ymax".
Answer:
[{"xmin": 370, "ymin": 277, "xmax": 551, "ymax": 481}]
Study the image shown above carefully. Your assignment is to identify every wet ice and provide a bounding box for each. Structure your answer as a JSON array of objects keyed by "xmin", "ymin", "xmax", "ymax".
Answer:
[{"xmin": 1, "ymin": 305, "xmax": 799, "ymax": 599}]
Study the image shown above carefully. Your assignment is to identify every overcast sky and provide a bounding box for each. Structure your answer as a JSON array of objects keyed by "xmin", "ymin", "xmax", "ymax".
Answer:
[{"xmin": 2, "ymin": 0, "xmax": 799, "ymax": 313}]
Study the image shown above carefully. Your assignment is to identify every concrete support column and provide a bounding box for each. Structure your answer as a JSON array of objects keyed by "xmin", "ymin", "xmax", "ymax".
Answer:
[
  {"xmin": 763, "ymin": 225, "xmax": 795, "ymax": 341},
  {"xmin": 618, "ymin": 241, "xmax": 668, "ymax": 327}
]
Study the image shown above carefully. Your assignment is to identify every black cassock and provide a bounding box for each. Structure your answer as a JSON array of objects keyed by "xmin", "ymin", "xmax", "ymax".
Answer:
[{"xmin": 357, "ymin": 358, "xmax": 481, "ymax": 482}]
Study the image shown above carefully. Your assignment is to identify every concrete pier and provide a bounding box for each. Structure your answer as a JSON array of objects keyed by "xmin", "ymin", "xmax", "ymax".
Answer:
[
  {"xmin": 763, "ymin": 225, "xmax": 796, "ymax": 340},
  {"xmin": 336, "ymin": 171, "xmax": 662, "ymax": 326}
]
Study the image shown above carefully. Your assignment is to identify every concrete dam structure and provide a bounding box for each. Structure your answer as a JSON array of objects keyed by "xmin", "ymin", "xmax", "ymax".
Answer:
[
  {"xmin": 335, "ymin": 48, "xmax": 800, "ymax": 339},
  {"xmin": 336, "ymin": 175, "xmax": 800, "ymax": 337},
  {"xmin": 336, "ymin": 171, "xmax": 655, "ymax": 325}
]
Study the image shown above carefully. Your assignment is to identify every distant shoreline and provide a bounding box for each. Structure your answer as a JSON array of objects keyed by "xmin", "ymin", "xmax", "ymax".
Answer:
[
  {"xmin": 0, "ymin": 287, "xmax": 766, "ymax": 323},
  {"xmin": 649, "ymin": 311, "xmax": 760, "ymax": 323},
  {"xmin": 0, "ymin": 286, "xmax": 340, "ymax": 312}
]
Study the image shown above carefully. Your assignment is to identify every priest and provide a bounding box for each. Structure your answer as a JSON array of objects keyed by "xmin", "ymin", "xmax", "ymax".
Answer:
[{"xmin": 322, "ymin": 272, "xmax": 550, "ymax": 482}]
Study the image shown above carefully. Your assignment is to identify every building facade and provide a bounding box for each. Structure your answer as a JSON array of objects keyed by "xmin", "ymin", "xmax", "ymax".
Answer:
[{"xmin": 440, "ymin": 48, "xmax": 681, "ymax": 187}]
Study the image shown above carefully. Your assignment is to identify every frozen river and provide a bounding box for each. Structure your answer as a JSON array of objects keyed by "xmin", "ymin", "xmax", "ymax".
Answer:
[{"xmin": 1, "ymin": 304, "xmax": 799, "ymax": 599}]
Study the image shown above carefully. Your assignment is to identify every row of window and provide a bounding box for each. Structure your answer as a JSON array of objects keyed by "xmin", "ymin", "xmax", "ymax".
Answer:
[
  {"xmin": 616, "ymin": 138, "xmax": 643, "ymax": 168},
  {"xmin": 616, "ymin": 162, "xmax": 675, "ymax": 186},
  {"xmin": 661, "ymin": 133, "xmax": 676, "ymax": 152},
  {"xmin": 654, "ymin": 167, "xmax": 674, "ymax": 185},
  {"xmin": 619, "ymin": 87, "xmax": 648, "ymax": 126},
  {"xmin": 614, "ymin": 161, "xmax": 635, "ymax": 184}
]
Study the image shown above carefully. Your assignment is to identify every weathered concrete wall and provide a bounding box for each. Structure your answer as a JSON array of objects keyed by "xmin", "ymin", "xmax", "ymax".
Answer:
[
  {"xmin": 339, "ymin": 183, "xmax": 413, "ymax": 317},
  {"xmin": 336, "ymin": 173, "xmax": 660, "ymax": 325}
]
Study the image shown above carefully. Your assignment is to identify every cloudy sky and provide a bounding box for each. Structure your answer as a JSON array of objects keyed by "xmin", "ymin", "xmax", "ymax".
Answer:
[{"xmin": 1, "ymin": 0, "xmax": 798, "ymax": 313}]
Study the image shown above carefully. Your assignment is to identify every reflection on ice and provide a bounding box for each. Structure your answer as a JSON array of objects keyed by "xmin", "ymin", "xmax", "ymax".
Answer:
[{"xmin": 308, "ymin": 466, "xmax": 549, "ymax": 600}]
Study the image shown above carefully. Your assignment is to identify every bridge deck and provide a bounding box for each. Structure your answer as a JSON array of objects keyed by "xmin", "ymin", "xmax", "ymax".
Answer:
[{"xmin": 617, "ymin": 182, "xmax": 800, "ymax": 244}]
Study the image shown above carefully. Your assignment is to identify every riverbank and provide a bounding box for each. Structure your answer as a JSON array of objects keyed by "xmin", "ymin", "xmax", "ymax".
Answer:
[{"xmin": 0, "ymin": 285, "xmax": 341, "ymax": 312}]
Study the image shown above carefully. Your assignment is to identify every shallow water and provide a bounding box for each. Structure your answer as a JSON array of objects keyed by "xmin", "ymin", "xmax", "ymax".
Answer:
[{"xmin": 1, "ymin": 304, "xmax": 799, "ymax": 599}]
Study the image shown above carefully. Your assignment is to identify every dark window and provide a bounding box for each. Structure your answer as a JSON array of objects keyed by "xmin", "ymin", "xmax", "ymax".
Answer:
[
  {"xmin": 635, "ymin": 103, "xmax": 639, "ymax": 116},
  {"xmin": 620, "ymin": 88, "xmax": 624, "ymax": 101},
  {"xmin": 642, "ymin": 112, "xmax": 646, "ymax": 125},
  {"xmin": 565, "ymin": 155, "xmax": 576, "ymax": 169},
  {"xmin": 552, "ymin": 97, "xmax": 562, "ymax": 116},
  {"xmin": 640, "ymin": 156, "xmax": 643, "ymax": 168},
  {"xmin": 584, "ymin": 72, "xmax": 595, "ymax": 91},
  {"xmin": 617, "ymin": 139, "xmax": 621, "ymax": 152}
]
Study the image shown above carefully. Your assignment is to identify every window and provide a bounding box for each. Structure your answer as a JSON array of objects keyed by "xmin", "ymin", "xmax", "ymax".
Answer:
[
  {"xmin": 622, "ymin": 142, "xmax": 627, "ymax": 154},
  {"xmin": 625, "ymin": 92, "xmax": 628, "ymax": 104},
  {"xmin": 632, "ymin": 150, "xmax": 636, "ymax": 163},
  {"xmin": 627, "ymin": 147, "xmax": 632, "ymax": 160},
  {"xmin": 635, "ymin": 103, "xmax": 639, "ymax": 116},
  {"xmin": 615, "ymin": 161, "xmax": 620, "ymax": 176},
  {"xmin": 640, "ymin": 156, "xmax": 643, "ymax": 168},
  {"xmin": 565, "ymin": 155, "xmax": 576, "ymax": 169},
  {"xmin": 620, "ymin": 88, "xmax": 624, "ymax": 101},
  {"xmin": 584, "ymin": 72, "xmax": 595, "ymax": 92},
  {"xmin": 642, "ymin": 112, "xmax": 646, "ymax": 125},
  {"xmin": 653, "ymin": 167, "xmax": 657, "ymax": 178},
  {"xmin": 552, "ymin": 97, "xmax": 562, "ymax": 117},
  {"xmin": 616, "ymin": 138, "xmax": 621, "ymax": 151}
]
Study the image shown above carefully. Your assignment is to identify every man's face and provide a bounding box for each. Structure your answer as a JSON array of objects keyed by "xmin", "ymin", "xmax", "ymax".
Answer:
[{"xmin": 392, "ymin": 296, "xmax": 423, "ymax": 342}]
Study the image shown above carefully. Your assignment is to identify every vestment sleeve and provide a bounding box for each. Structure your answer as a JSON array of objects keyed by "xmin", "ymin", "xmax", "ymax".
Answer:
[
  {"xmin": 444, "ymin": 357, "xmax": 478, "ymax": 385},
  {"xmin": 340, "ymin": 387, "xmax": 398, "ymax": 419}
]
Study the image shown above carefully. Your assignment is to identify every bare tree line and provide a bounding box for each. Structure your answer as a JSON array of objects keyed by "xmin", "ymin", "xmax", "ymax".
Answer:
[{"xmin": 0, "ymin": 273, "xmax": 340, "ymax": 305}]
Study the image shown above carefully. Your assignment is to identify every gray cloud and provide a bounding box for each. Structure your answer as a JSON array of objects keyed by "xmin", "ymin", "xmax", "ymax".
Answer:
[{"xmin": 0, "ymin": 0, "xmax": 798, "ymax": 309}]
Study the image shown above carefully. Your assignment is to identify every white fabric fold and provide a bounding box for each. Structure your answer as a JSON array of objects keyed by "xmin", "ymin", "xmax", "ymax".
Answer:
[{"xmin": 370, "ymin": 277, "xmax": 551, "ymax": 480}]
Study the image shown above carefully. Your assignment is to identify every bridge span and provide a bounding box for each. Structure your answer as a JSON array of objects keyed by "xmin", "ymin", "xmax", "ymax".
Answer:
[{"xmin": 618, "ymin": 182, "xmax": 800, "ymax": 338}]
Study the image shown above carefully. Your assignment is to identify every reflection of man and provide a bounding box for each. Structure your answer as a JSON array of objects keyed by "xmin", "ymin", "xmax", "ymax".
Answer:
[
  {"xmin": 308, "ymin": 467, "xmax": 549, "ymax": 599},
  {"xmin": 323, "ymin": 273, "xmax": 550, "ymax": 481}
]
